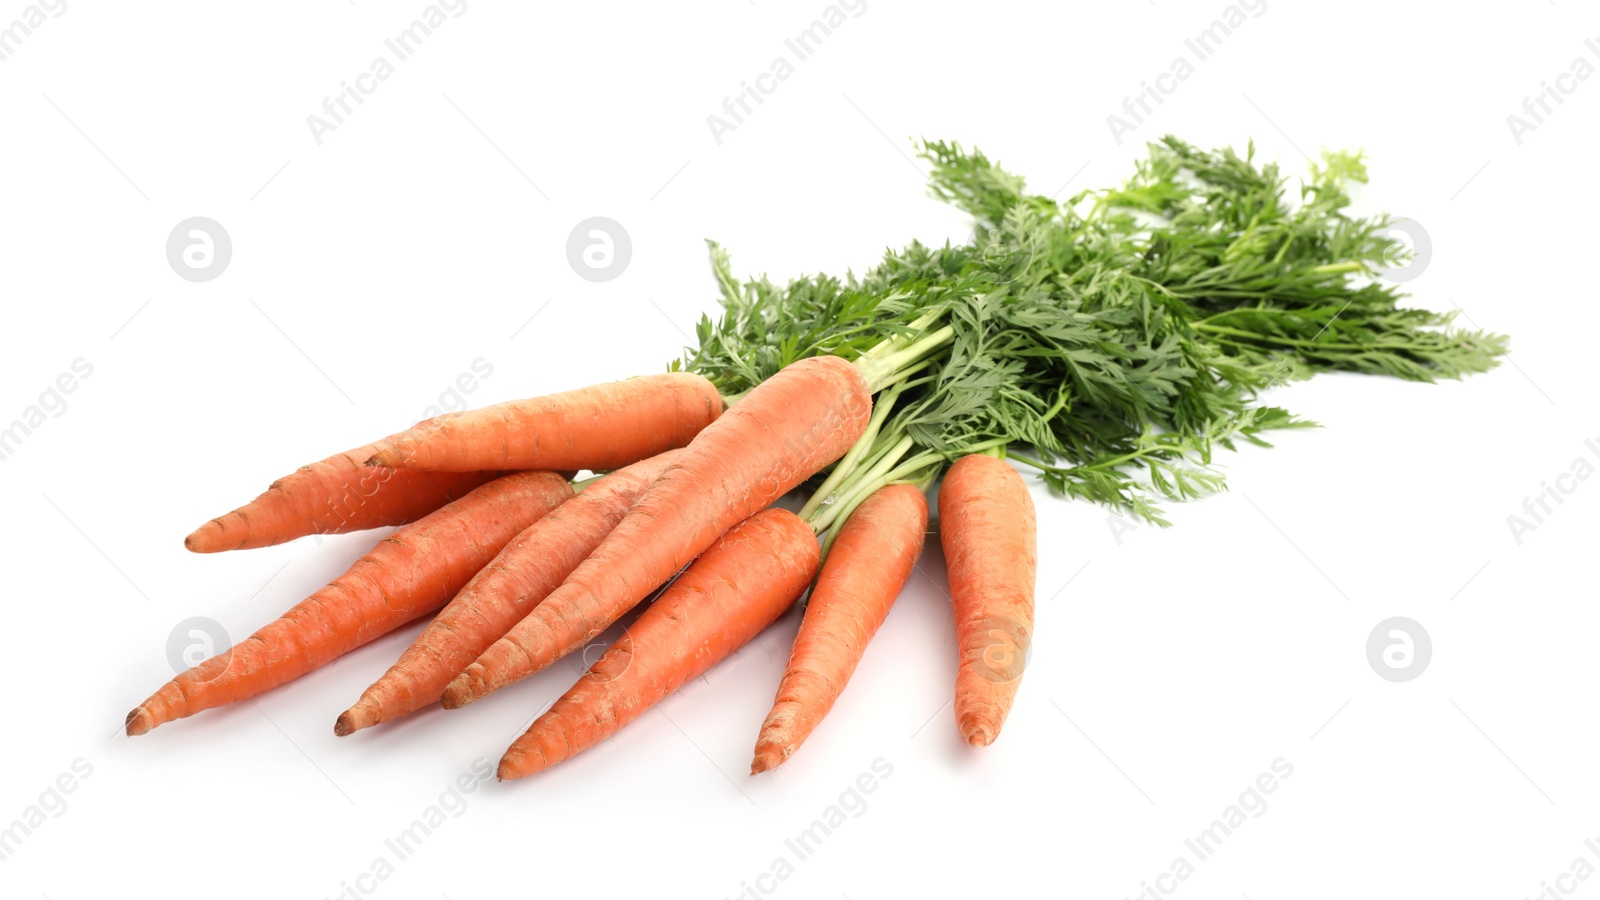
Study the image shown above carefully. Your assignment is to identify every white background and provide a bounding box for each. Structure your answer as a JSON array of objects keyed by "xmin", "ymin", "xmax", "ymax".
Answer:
[{"xmin": 2, "ymin": 1, "xmax": 1597, "ymax": 898}]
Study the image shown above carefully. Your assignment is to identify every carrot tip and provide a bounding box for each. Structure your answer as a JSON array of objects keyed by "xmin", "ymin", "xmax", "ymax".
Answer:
[
  {"xmin": 749, "ymin": 752, "xmax": 780, "ymax": 775},
  {"xmin": 183, "ymin": 527, "xmax": 222, "ymax": 554},
  {"xmin": 496, "ymin": 757, "xmax": 525, "ymax": 781},
  {"xmin": 439, "ymin": 677, "xmax": 477, "ymax": 710},
  {"xmin": 125, "ymin": 707, "xmax": 154, "ymax": 737},
  {"xmin": 750, "ymin": 738, "xmax": 790, "ymax": 774},
  {"xmin": 333, "ymin": 710, "xmax": 361, "ymax": 737},
  {"xmin": 958, "ymin": 715, "xmax": 997, "ymax": 747}
]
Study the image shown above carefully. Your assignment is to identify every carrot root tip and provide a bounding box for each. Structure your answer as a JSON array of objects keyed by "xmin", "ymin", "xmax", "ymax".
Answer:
[
  {"xmin": 125, "ymin": 707, "xmax": 154, "ymax": 737},
  {"xmin": 958, "ymin": 715, "xmax": 997, "ymax": 747},
  {"xmin": 750, "ymin": 747, "xmax": 786, "ymax": 775},
  {"xmin": 333, "ymin": 710, "xmax": 362, "ymax": 737},
  {"xmin": 439, "ymin": 676, "xmax": 479, "ymax": 709},
  {"xmin": 183, "ymin": 526, "xmax": 222, "ymax": 554}
]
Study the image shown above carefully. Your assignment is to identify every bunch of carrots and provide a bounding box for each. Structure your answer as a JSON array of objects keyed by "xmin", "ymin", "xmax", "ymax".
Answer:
[
  {"xmin": 128, "ymin": 136, "xmax": 1504, "ymax": 781},
  {"xmin": 135, "ymin": 360, "xmax": 1027, "ymax": 777}
]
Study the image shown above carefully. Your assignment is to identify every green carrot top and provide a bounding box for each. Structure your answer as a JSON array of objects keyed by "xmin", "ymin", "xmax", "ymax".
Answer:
[{"xmin": 674, "ymin": 136, "xmax": 1506, "ymax": 529}]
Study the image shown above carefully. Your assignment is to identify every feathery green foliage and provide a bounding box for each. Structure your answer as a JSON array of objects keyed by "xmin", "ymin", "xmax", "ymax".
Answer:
[{"xmin": 672, "ymin": 135, "xmax": 1505, "ymax": 527}]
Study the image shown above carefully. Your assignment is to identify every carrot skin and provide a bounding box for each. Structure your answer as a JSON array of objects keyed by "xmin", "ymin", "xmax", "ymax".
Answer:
[
  {"xmin": 334, "ymin": 451, "xmax": 682, "ymax": 735},
  {"xmin": 184, "ymin": 440, "xmax": 499, "ymax": 553},
  {"xmin": 441, "ymin": 356, "xmax": 871, "ymax": 708},
  {"xmin": 751, "ymin": 483, "xmax": 928, "ymax": 773},
  {"xmin": 938, "ymin": 454, "xmax": 1038, "ymax": 747},
  {"xmin": 366, "ymin": 373, "xmax": 723, "ymax": 472},
  {"xmin": 497, "ymin": 508, "xmax": 820, "ymax": 780},
  {"xmin": 128, "ymin": 471, "xmax": 573, "ymax": 736}
]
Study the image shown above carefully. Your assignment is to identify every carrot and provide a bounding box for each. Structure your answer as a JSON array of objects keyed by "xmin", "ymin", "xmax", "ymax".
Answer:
[
  {"xmin": 184, "ymin": 437, "xmax": 500, "ymax": 553},
  {"xmin": 127, "ymin": 471, "xmax": 572, "ymax": 735},
  {"xmin": 365, "ymin": 373, "xmax": 724, "ymax": 472},
  {"xmin": 497, "ymin": 508, "xmax": 819, "ymax": 780},
  {"xmin": 938, "ymin": 454, "xmax": 1037, "ymax": 746},
  {"xmin": 333, "ymin": 451, "xmax": 682, "ymax": 735},
  {"xmin": 441, "ymin": 355, "xmax": 871, "ymax": 708},
  {"xmin": 751, "ymin": 483, "xmax": 928, "ymax": 773}
]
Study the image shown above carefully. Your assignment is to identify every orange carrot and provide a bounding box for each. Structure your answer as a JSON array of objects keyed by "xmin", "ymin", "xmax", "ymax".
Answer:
[
  {"xmin": 751, "ymin": 483, "xmax": 928, "ymax": 773},
  {"xmin": 938, "ymin": 454, "xmax": 1037, "ymax": 746},
  {"xmin": 441, "ymin": 356, "xmax": 870, "ymax": 708},
  {"xmin": 366, "ymin": 373, "xmax": 724, "ymax": 472},
  {"xmin": 497, "ymin": 508, "xmax": 819, "ymax": 780},
  {"xmin": 128, "ymin": 471, "xmax": 572, "ymax": 735},
  {"xmin": 184, "ymin": 437, "xmax": 500, "ymax": 553},
  {"xmin": 333, "ymin": 450, "xmax": 682, "ymax": 735}
]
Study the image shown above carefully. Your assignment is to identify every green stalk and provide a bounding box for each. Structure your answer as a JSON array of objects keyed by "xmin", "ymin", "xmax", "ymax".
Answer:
[
  {"xmin": 809, "ymin": 436, "xmax": 917, "ymax": 533},
  {"xmin": 816, "ymin": 460, "xmax": 941, "ymax": 559},
  {"xmin": 872, "ymin": 357, "xmax": 935, "ymax": 392},
  {"xmin": 1309, "ymin": 261, "xmax": 1364, "ymax": 275},
  {"xmin": 844, "ymin": 429, "xmax": 908, "ymax": 486},
  {"xmin": 799, "ymin": 385, "xmax": 901, "ymax": 520},
  {"xmin": 863, "ymin": 326, "xmax": 956, "ymax": 388},
  {"xmin": 852, "ymin": 310, "xmax": 955, "ymax": 392},
  {"xmin": 1194, "ymin": 322, "xmax": 1453, "ymax": 352},
  {"xmin": 815, "ymin": 454, "xmax": 941, "ymax": 553}
]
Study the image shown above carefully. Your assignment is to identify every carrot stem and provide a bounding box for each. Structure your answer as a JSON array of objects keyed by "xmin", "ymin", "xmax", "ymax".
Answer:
[
  {"xmin": 876, "ymin": 325, "xmax": 957, "ymax": 378},
  {"xmin": 817, "ymin": 455, "xmax": 943, "ymax": 557},
  {"xmin": 851, "ymin": 311, "xmax": 953, "ymax": 392},
  {"xmin": 809, "ymin": 436, "xmax": 915, "ymax": 534},
  {"xmin": 871, "ymin": 356, "xmax": 935, "ymax": 393},
  {"xmin": 799, "ymin": 385, "xmax": 902, "ymax": 521}
]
